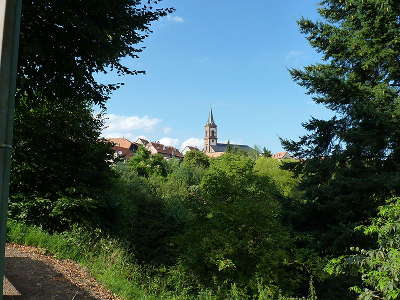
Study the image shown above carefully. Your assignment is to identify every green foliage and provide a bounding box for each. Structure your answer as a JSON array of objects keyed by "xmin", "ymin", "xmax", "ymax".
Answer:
[
  {"xmin": 109, "ymin": 163, "xmax": 182, "ymax": 265},
  {"xmin": 128, "ymin": 146, "xmax": 168, "ymax": 177},
  {"xmin": 255, "ymin": 158, "xmax": 300, "ymax": 199},
  {"xmin": 177, "ymin": 153, "xmax": 295, "ymax": 295},
  {"xmin": 281, "ymin": 0, "xmax": 400, "ymax": 256},
  {"xmin": 12, "ymin": 101, "xmax": 114, "ymax": 199},
  {"xmin": 254, "ymin": 146, "xmax": 272, "ymax": 158},
  {"xmin": 8, "ymin": 150, "xmax": 322, "ymax": 299},
  {"xmin": 111, "ymin": 153, "xmax": 317, "ymax": 298},
  {"xmin": 183, "ymin": 150, "xmax": 210, "ymax": 169},
  {"xmin": 8, "ymin": 192, "xmax": 109, "ymax": 232},
  {"xmin": 18, "ymin": 1, "xmax": 173, "ymax": 108},
  {"xmin": 262, "ymin": 147, "xmax": 272, "ymax": 158},
  {"xmin": 327, "ymin": 197, "xmax": 400, "ymax": 299},
  {"xmin": 12, "ymin": 0, "xmax": 173, "ymax": 215},
  {"xmin": 7, "ymin": 220, "xmax": 306, "ymax": 300},
  {"xmin": 6, "ymin": 220, "xmax": 165, "ymax": 299}
]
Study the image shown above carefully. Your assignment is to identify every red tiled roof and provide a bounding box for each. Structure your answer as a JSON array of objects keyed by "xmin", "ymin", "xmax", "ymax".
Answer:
[
  {"xmin": 272, "ymin": 152, "xmax": 290, "ymax": 159},
  {"xmin": 112, "ymin": 146, "xmax": 134, "ymax": 159},
  {"xmin": 108, "ymin": 138, "xmax": 133, "ymax": 149},
  {"xmin": 148, "ymin": 142, "xmax": 183, "ymax": 158}
]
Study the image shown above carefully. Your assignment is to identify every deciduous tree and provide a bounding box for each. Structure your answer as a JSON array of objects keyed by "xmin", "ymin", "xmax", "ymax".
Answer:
[{"xmin": 11, "ymin": 1, "xmax": 173, "ymax": 199}]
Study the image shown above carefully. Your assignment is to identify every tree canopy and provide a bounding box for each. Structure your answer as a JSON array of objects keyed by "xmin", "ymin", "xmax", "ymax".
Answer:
[
  {"xmin": 17, "ymin": 0, "xmax": 173, "ymax": 107},
  {"xmin": 282, "ymin": 0, "xmax": 400, "ymax": 254},
  {"xmin": 183, "ymin": 150, "xmax": 210, "ymax": 169},
  {"xmin": 11, "ymin": 1, "xmax": 173, "ymax": 200}
]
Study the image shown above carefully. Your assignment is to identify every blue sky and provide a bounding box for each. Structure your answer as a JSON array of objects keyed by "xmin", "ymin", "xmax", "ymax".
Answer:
[{"xmin": 100, "ymin": 0, "xmax": 332, "ymax": 152}]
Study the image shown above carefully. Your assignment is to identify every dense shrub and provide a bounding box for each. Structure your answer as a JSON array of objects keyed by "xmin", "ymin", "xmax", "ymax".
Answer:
[
  {"xmin": 176, "ymin": 154, "xmax": 296, "ymax": 295},
  {"xmin": 327, "ymin": 197, "xmax": 400, "ymax": 299},
  {"xmin": 8, "ymin": 192, "xmax": 110, "ymax": 232},
  {"xmin": 128, "ymin": 146, "xmax": 168, "ymax": 177},
  {"xmin": 110, "ymin": 163, "xmax": 185, "ymax": 265},
  {"xmin": 9, "ymin": 151, "xmax": 322, "ymax": 299},
  {"xmin": 7, "ymin": 220, "xmax": 319, "ymax": 300},
  {"xmin": 183, "ymin": 150, "xmax": 210, "ymax": 169}
]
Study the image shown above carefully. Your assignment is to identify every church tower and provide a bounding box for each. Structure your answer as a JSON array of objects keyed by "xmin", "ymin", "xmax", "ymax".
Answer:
[{"xmin": 204, "ymin": 109, "xmax": 218, "ymax": 153}]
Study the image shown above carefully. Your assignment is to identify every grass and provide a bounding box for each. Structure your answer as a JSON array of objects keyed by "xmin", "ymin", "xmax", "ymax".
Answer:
[
  {"xmin": 6, "ymin": 220, "xmax": 202, "ymax": 300},
  {"xmin": 6, "ymin": 220, "xmax": 313, "ymax": 300}
]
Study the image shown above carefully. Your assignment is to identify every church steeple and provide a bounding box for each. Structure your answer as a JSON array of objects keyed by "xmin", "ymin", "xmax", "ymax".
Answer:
[
  {"xmin": 207, "ymin": 109, "xmax": 215, "ymax": 125},
  {"xmin": 204, "ymin": 109, "xmax": 217, "ymax": 153}
]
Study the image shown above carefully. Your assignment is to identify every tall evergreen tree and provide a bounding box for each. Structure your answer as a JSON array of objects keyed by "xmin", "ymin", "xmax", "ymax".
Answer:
[{"xmin": 282, "ymin": 0, "xmax": 400, "ymax": 254}]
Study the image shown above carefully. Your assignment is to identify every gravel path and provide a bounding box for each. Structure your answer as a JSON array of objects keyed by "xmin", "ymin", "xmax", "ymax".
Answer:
[{"xmin": 5, "ymin": 243, "xmax": 121, "ymax": 300}]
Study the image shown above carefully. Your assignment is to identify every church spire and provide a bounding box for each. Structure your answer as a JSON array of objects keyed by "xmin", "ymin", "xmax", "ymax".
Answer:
[
  {"xmin": 207, "ymin": 108, "xmax": 215, "ymax": 125},
  {"xmin": 204, "ymin": 109, "xmax": 217, "ymax": 153}
]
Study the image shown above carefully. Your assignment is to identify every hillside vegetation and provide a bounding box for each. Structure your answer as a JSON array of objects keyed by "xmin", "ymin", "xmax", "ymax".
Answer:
[
  {"xmin": 7, "ymin": 0, "xmax": 400, "ymax": 299},
  {"xmin": 9, "ymin": 151, "xmax": 318, "ymax": 299}
]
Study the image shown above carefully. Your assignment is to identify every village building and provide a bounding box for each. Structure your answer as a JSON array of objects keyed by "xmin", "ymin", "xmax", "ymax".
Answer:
[
  {"xmin": 271, "ymin": 151, "xmax": 293, "ymax": 160},
  {"xmin": 182, "ymin": 146, "xmax": 200, "ymax": 155},
  {"xmin": 107, "ymin": 137, "xmax": 139, "ymax": 160},
  {"xmin": 203, "ymin": 109, "xmax": 253, "ymax": 157},
  {"xmin": 108, "ymin": 112, "xmax": 292, "ymax": 161},
  {"xmin": 135, "ymin": 138, "xmax": 149, "ymax": 146},
  {"xmin": 146, "ymin": 142, "xmax": 183, "ymax": 159},
  {"xmin": 108, "ymin": 137, "xmax": 183, "ymax": 160}
]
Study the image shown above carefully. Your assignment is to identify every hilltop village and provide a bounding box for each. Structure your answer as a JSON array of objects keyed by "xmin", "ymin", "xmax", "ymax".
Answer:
[{"xmin": 107, "ymin": 110, "xmax": 292, "ymax": 160}]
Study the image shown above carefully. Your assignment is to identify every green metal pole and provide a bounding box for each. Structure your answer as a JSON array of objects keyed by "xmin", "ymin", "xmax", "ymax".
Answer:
[{"xmin": 0, "ymin": 0, "xmax": 22, "ymax": 298}]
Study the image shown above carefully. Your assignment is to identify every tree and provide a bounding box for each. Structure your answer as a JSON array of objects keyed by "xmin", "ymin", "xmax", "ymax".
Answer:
[
  {"xmin": 178, "ymin": 153, "xmax": 294, "ymax": 295},
  {"xmin": 255, "ymin": 157, "xmax": 300, "ymax": 199},
  {"xmin": 226, "ymin": 140, "xmax": 233, "ymax": 152},
  {"xmin": 12, "ymin": 100, "xmax": 113, "ymax": 198},
  {"xmin": 11, "ymin": 1, "xmax": 173, "ymax": 199},
  {"xmin": 183, "ymin": 150, "xmax": 210, "ymax": 169},
  {"xmin": 9, "ymin": 100, "xmax": 116, "ymax": 231},
  {"xmin": 282, "ymin": 0, "xmax": 400, "ymax": 255},
  {"xmin": 17, "ymin": 0, "xmax": 173, "ymax": 108},
  {"xmin": 262, "ymin": 147, "xmax": 272, "ymax": 158},
  {"xmin": 254, "ymin": 145, "xmax": 272, "ymax": 158},
  {"xmin": 128, "ymin": 146, "xmax": 167, "ymax": 177}
]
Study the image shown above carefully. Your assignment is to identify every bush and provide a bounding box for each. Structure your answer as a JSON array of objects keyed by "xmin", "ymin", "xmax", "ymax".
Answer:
[
  {"xmin": 254, "ymin": 157, "xmax": 300, "ymax": 199},
  {"xmin": 128, "ymin": 146, "xmax": 168, "ymax": 177},
  {"xmin": 326, "ymin": 197, "xmax": 400, "ymax": 299},
  {"xmin": 110, "ymin": 164, "xmax": 184, "ymax": 265},
  {"xmin": 177, "ymin": 153, "xmax": 294, "ymax": 295},
  {"xmin": 8, "ymin": 151, "xmax": 321, "ymax": 299},
  {"xmin": 8, "ymin": 192, "xmax": 109, "ymax": 232},
  {"xmin": 183, "ymin": 151, "xmax": 210, "ymax": 169}
]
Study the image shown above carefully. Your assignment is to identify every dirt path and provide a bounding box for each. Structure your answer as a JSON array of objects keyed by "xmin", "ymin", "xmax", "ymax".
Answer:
[{"xmin": 5, "ymin": 243, "xmax": 121, "ymax": 300}]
